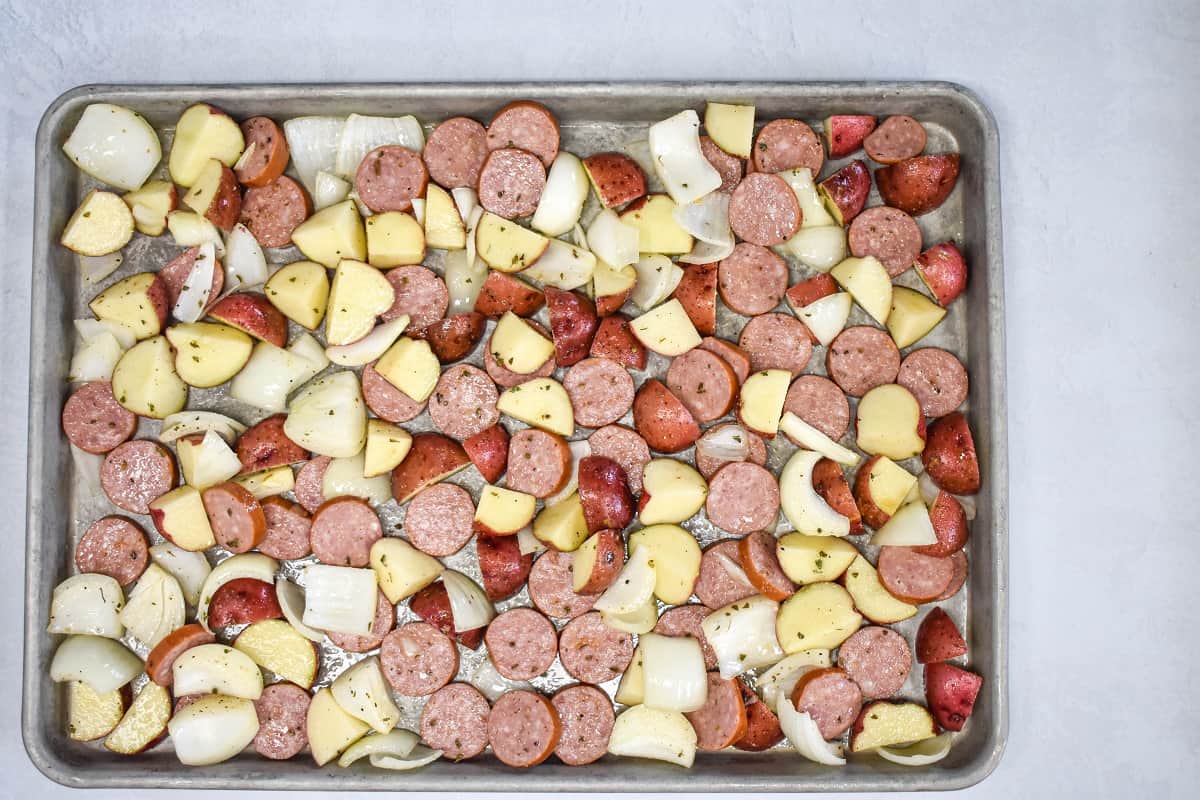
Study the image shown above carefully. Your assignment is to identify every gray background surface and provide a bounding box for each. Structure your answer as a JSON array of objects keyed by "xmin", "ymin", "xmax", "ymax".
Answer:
[{"xmin": 1, "ymin": 0, "xmax": 1197, "ymax": 798}]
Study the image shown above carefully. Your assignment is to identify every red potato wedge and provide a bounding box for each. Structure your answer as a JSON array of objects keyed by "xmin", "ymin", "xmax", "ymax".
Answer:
[
  {"xmin": 576, "ymin": 456, "xmax": 635, "ymax": 534},
  {"xmin": 236, "ymin": 413, "xmax": 308, "ymax": 474},
  {"xmin": 875, "ymin": 154, "xmax": 961, "ymax": 216},
  {"xmin": 159, "ymin": 247, "xmax": 224, "ymax": 315},
  {"xmin": 545, "ymin": 287, "xmax": 599, "ymax": 368},
  {"xmin": 236, "ymin": 117, "xmax": 289, "ymax": 188},
  {"xmin": 924, "ymin": 662, "xmax": 982, "ymax": 732},
  {"xmin": 477, "ymin": 533, "xmax": 534, "ymax": 602},
  {"xmin": 916, "ymin": 607, "xmax": 967, "ymax": 664},
  {"xmin": 632, "ymin": 379, "xmax": 701, "ymax": 454},
  {"xmin": 823, "ymin": 115, "xmax": 877, "ymax": 159},
  {"xmin": 818, "ymin": 159, "xmax": 871, "ymax": 225},
  {"xmin": 463, "ymin": 424, "xmax": 509, "ymax": 484},
  {"xmin": 921, "ymin": 412, "xmax": 981, "ymax": 495},
  {"xmin": 813, "ymin": 458, "xmax": 864, "ymax": 534},
  {"xmin": 183, "ymin": 160, "xmax": 242, "ymax": 231},
  {"xmin": 785, "ymin": 272, "xmax": 839, "ymax": 336},
  {"xmin": 207, "ymin": 292, "xmax": 288, "ymax": 347},
  {"xmin": 207, "ymin": 578, "xmax": 283, "ymax": 628},
  {"xmin": 588, "ymin": 313, "xmax": 647, "ymax": 370},
  {"xmin": 144, "ymin": 623, "xmax": 216, "ymax": 687},
  {"xmin": 583, "ymin": 152, "xmax": 647, "ymax": 209},
  {"xmin": 89, "ymin": 272, "xmax": 171, "ymax": 340},
  {"xmin": 413, "ymin": 312, "xmax": 487, "ymax": 363},
  {"xmin": 474, "ymin": 271, "xmax": 545, "ymax": 318},
  {"xmin": 390, "ymin": 432, "xmax": 471, "ymax": 504},
  {"xmin": 595, "ymin": 286, "xmax": 632, "ymax": 317},
  {"xmin": 409, "ymin": 581, "xmax": 484, "ymax": 649},
  {"xmin": 915, "ymin": 242, "xmax": 968, "ymax": 306},
  {"xmin": 572, "ymin": 529, "xmax": 624, "ymax": 593},
  {"xmin": 852, "ymin": 455, "xmax": 900, "ymax": 530},
  {"xmin": 913, "ymin": 492, "xmax": 969, "ymax": 557},
  {"xmin": 671, "ymin": 262, "xmax": 718, "ymax": 336}
]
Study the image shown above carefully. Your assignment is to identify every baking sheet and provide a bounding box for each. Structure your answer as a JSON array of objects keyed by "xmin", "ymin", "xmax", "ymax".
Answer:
[{"xmin": 23, "ymin": 82, "xmax": 1007, "ymax": 792}]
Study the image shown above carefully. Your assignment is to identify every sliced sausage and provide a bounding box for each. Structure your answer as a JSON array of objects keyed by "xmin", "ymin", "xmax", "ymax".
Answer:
[
  {"xmin": 671, "ymin": 261, "xmax": 718, "ymax": 336},
  {"xmin": 144, "ymin": 623, "xmax": 215, "ymax": 686},
  {"xmin": 936, "ymin": 550, "xmax": 969, "ymax": 600},
  {"xmin": 836, "ymin": 626, "xmax": 912, "ymax": 700},
  {"xmin": 577, "ymin": 457, "xmax": 634, "ymax": 534},
  {"xmin": 848, "ymin": 206, "xmax": 923, "ymax": 277},
  {"xmin": 738, "ymin": 530, "xmax": 795, "ymax": 601},
  {"xmin": 202, "ymin": 481, "xmax": 267, "ymax": 554},
  {"xmin": 477, "ymin": 532, "xmax": 533, "ymax": 601},
  {"xmin": 478, "ymin": 147, "xmax": 547, "ymax": 219},
  {"xmin": 381, "ymin": 265, "xmax": 449, "ymax": 330},
  {"xmin": 253, "ymin": 682, "xmax": 310, "ymax": 760},
  {"xmin": 728, "ymin": 172, "xmax": 802, "ymax": 246},
  {"xmin": 410, "ymin": 582, "xmax": 484, "ymax": 649},
  {"xmin": 207, "ymin": 578, "xmax": 282, "ymax": 627},
  {"xmin": 429, "ymin": 364, "xmax": 499, "ymax": 441},
  {"xmin": 574, "ymin": 529, "xmax": 624, "ymax": 594},
  {"xmin": 464, "ymin": 424, "xmax": 509, "ymax": 484},
  {"xmin": 734, "ymin": 678, "xmax": 784, "ymax": 751},
  {"xmin": 699, "ymin": 337, "xmax": 752, "ymax": 385},
  {"xmin": 913, "ymin": 492, "xmax": 969, "ymax": 558},
  {"xmin": 632, "ymin": 379, "xmax": 701, "ymax": 454},
  {"xmin": 695, "ymin": 540, "xmax": 757, "ymax": 610},
  {"xmin": 717, "ymin": 243, "xmax": 788, "ymax": 316},
  {"xmin": 876, "ymin": 546, "xmax": 956, "ymax": 604},
  {"xmin": 309, "ymin": 496, "xmax": 382, "ymax": 567},
  {"xmin": 100, "ymin": 440, "xmax": 175, "ymax": 514},
  {"xmin": 864, "ymin": 115, "xmax": 927, "ymax": 165},
  {"xmin": 685, "ymin": 672, "xmax": 748, "ymax": 751},
  {"xmin": 362, "ymin": 363, "xmax": 427, "ymax": 423},
  {"xmin": 694, "ymin": 422, "xmax": 767, "ymax": 481},
  {"xmin": 528, "ymin": 549, "xmax": 599, "ymax": 620},
  {"xmin": 236, "ymin": 117, "xmax": 289, "ymax": 188},
  {"xmin": 292, "ymin": 455, "xmax": 330, "ymax": 514},
  {"xmin": 705, "ymin": 462, "xmax": 780, "ymax": 535},
  {"xmin": 897, "ymin": 348, "xmax": 969, "ymax": 418},
  {"xmin": 505, "ymin": 428, "xmax": 571, "ymax": 499},
  {"xmin": 62, "ymin": 381, "xmax": 137, "ymax": 454},
  {"xmin": 485, "ymin": 608, "xmax": 559, "ymax": 681},
  {"xmin": 699, "ymin": 135, "xmax": 743, "ymax": 194},
  {"xmin": 588, "ymin": 314, "xmax": 647, "ymax": 370},
  {"xmin": 654, "ymin": 604, "xmax": 718, "ymax": 669},
  {"xmin": 552, "ymin": 684, "xmax": 615, "ymax": 766},
  {"xmin": 237, "ymin": 414, "xmax": 307, "ymax": 474},
  {"xmin": 404, "ymin": 483, "xmax": 475, "ymax": 557},
  {"xmin": 486, "ymin": 101, "xmax": 560, "ymax": 167},
  {"xmin": 416, "ymin": 312, "xmax": 487, "ymax": 363},
  {"xmin": 158, "ymin": 245, "xmax": 224, "ymax": 311},
  {"xmin": 564, "ymin": 357, "xmax": 635, "ymax": 428},
  {"xmin": 423, "ymin": 116, "xmax": 489, "ymax": 189},
  {"xmin": 354, "ymin": 145, "xmax": 428, "ymax": 213},
  {"xmin": 586, "ymin": 425, "xmax": 651, "ymax": 495},
  {"xmin": 752, "ymin": 118, "xmax": 824, "ymax": 176},
  {"xmin": 813, "ymin": 458, "xmax": 864, "ymax": 534},
  {"xmin": 558, "ymin": 611, "xmax": 634, "ymax": 684},
  {"xmin": 783, "ymin": 375, "xmax": 850, "ymax": 441},
  {"xmin": 666, "ymin": 348, "xmax": 738, "ymax": 422},
  {"xmin": 327, "ymin": 589, "xmax": 395, "ymax": 652},
  {"xmin": 487, "ymin": 690, "xmax": 562, "ymax": 768},
  {"xmin": 545, "ymin": 287, "xmax": 599, "ymax": 367},
  {"xmin": 257, "ymin": 496, "xmax": 312, "ymax": 560},
  {"xmin": 381, "ymin": 621, "xmax": 459, "ymax": 697},
  {"xmin": 483, "ymin": 319, "xmax": 555, "ymax": 388},
  {"xmin": 239, "ymin": 175, "xmax": 310, "ymax": 248},
  {"xmin": 421, "ymin": 683, "xmax": 491, "ymax": 760},
  {"xmin": 790, "ymin": 667, "xmax": 862, "ymax": 738},
  {"xmin": 75, "ymin": 516, "xmax": 148, "ymax": 586},
  {"xmin": 826, "ymin": 326, "xmax": 901, "ymax": 397},
  {"xmin": 474, "ymin": 270, "xmax": 545, "ymax": 318},
  {"xmin": 737, "ymin": 312, "xmax": 813, "ymax": 376}
]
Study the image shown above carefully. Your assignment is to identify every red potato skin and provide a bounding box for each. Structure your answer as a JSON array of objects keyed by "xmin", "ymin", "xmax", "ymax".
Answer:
[
  {"xmin": 588, "ymin": 313, "xmax": 647, "ymax": 370},
  {"xmin": 921, "ymin": 412, "xmax": 981, "ymax": 495},
  {"xmin": 544, "ymin": 287, "xmax": 598, "ymax": 367},
  {"xmin": 474, "ymin": 271, "xmax": 545, "ymax": 318},
  {"xmin": 477, "ymin": 533, "xmax": 533, "ymax": 601},
  {"xmin": 632, "ymin": 379, "xmax": 701, "ymax": 454},
  {"xmin": 671, "ymin": 262, "xmax": 718, "ymax": 336},
  {"xmin": 144, "ymin": 623, "xmax": 215, "ymax": 686},
  {"xmin": 236, "ymin": 414, "xmax": 308, "ymax": 473},
  {"xmin": 850, "ymin": 700, "xmax": 937, "ymax": 750},
  {"xmin": 463, "ymin": 424, "xmax": 509, "ymax": 484},
  {"xmin": 207, "ymin": 292, "xmax": 288, "ymax": 347},
  {"xmin": 412, "ymin": 312, "xmax": 487, "ymax": 363},
  {"xmin": 582, "ymin": 152, "xmax": 647, "ymax": 208},
  {"xmin": 390, "ymin": 432, "xmax": 471, "ymax": 504},
  {"xmin": 574, "ymin": 529, "xmax": 624, "ymax": 593},
  {"xmin": 916, "ymin": 607, "xmax": 968, "ymax": 664},
  {"xmin": 785, "ymin": 273, "xmax": 837, "ymax": 311},
  {"xmin": 577, "ymin": 456, "xmax": 634, "ymax": 534},
  {"xmin": 207, "ymin": 578, "xmax": 283, "ymax": 628},
  {"xmin": 913, "ymin": 492, "xmax": 969, "ymax": 557},
  {"xmin": 824, "ymin": 115, "xmax": 877, "ymax": 159},
  {"xmin": 813, "ymin": 458, "xmax": 864, "ymax": 534},
  {"xmin": 924, "ymin": 663, "xmax": 982, "ymax": 732},
  {"xmin": 199, "ymin": 163, "xmax": 242, "ymax": 231},
  {"xmin": 409, "ymin": 582, "xmax": 484, "ymax": 649},
  {"xmin": 142, "ymin": 274, "xmax": 171, "ymax": 332},
  {"xmin": 875, "ymin": 154, "xmax": 961, "ymax": 216},
  {"xmin": 851, "ymin": 455, "xmax": 894, "ymax": 530},
  {"xmin": 915, "ymin": 241, "xmax": 968, "ymax": 306},
  {"xmin": 818, "ymin": 159, "xmax": 871, "ymax": 225},
  {"xmin": 595, "ymin": 286, "xmax": 632, "ymax": 317}
]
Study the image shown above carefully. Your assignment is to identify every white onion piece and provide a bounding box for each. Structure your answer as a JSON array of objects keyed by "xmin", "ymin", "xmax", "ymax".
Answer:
[
  {"xmin": 572, "ymin": 222, "xmax": 588, "ymax": 250},
  {"xmin": 183, "ymin": 429, "xmax": 243, "ymax": 490},
  {"xmin": 302, "ymin": 564, "xmax": 377, "ymax": 635},
  {"xmin": 369, "ymin": 747, "xmax": 443, "ymax": 771},
  {"xmin": 463, "ymin": 205, "xmax": 484, "ymax": 272},
  {"xmin": 322, "ymin": 451, "xmax": 392, "ymax": 506},
  {"xmin": 530, "ymin": 151, "xmax": 589, "ymax": 237},
  {"xmin": 289, "ymin": 332, "xmax": 329, "ymax": 372},
  {"xmin": 631, "ymin": 254, "xmax": 684, "ymax": 311},
  {"xmin": 681, "ymin": 239, "xmax": 735, "ymax": 265},
  {"xmin": 647, "ymin": 110, "xmax": 722, "ymax": 205},
  {"xmin": 470, "ymin": 658, "xmax": 532, "ymax": 702},
  {"xmin": 600, "ymin": 594, "xmax": 658, "ymax": 635},
  {"xmin": 780, "ymin": 450, "xmax": 852, "ymax": 537},
  {"xmin": 794, "ymin": 292, "xmax": 852, "ymax": 347},
  {"xmin": 172, "ymin": 642, "xmax": 264, "ymax": 700},
  {"xmin": 331, "ymin": 656, "xmax": 401, "ymax": 734},
  {"xmin": 158, "ymin": 410, "xmax": 246, "ymax": 445},
  {"xmin": 223, "ymin": 224, "xmax": 268, "ymax": 290},
  {"xmin": 713, "ymin": 551, "xmax": 754, "ymax": 590},
  {"xmin": 586, "ymin": 209, "xmax": 639, "ymax": 269},
  {"xmin": 780, "ymin": 225, "xmax": 847, "ymax": 272},
  {"xmin": 285, "ymin": 371, "xmax": 368, "ymax": 458},
  {"xmin": 196, "ymin": 553, "xmax": 279, "ymax": 631},
  {"xmin": 276, "ymin": 579, "xmax": 327, "ymax": 642},
  {"xmin": 118, "ymin": 564, "xmax": 185, "ymax": 648},
  {"xmin": 701, "ymin": 595, "xmax": 785, "ymax": 680},
  {"xmin": 172, "ymin": 241, "xmax": 217, "ymax": 323},
  {"xmin": 334, "ymin": 114, "xmax": 424, "ymax": 177},
  {"xmin": 325, "ymin": 316, "xmax": 409, "ymax": 367},
  {"xmin": 234, "ymin": 466, "xmax": 295, "ymax": 499},
  {"xmin": 69, "ymin": 331, "xmax": 122, "ymax": 382},
  {"xmin": 451, "ymin": 187, "xmax": 479, "ymax": 223},
  {"xmin": 75, "ymin": 318, "xmax": 136, "ymax": 350},
  {"xmin": 956, "ymin": 493, "xmax": 977, "ymax": 521},
  {"xmin": 917, "ymin": 471, "xmax": 939, "ymax": 506},
  {"xmin": 410, "ymin": 198, "xmax": 425, "ymax": 226},
  {"xmin": 545, "ymin": 440, "xmax": 591, "ymax": 506},
  {"xmin": 49, "ymin": 635, "xmax": 141, "ymax": 694},
  {"xmin": 47, "ymin": 573, "xmax": 124, "ymax": 639},
  {"xmin": 515, "ymin": 525, "xmax": 545, "ymax": 556},
  {"xmin": 78, "ymin": 251, "xmax": 125, "ymax": 285},
  {"xmin": 758, "ymin": 650, "xmax": 833, "ymax": 713},
  {"xmin": 167, "ymin": 211, "xmax": 225, "ymax": 256},
  {"xmin": 778, "ymin": 702, "xmax": 846, "ymax": 765},
  {"xmin": 639, "ymin": 633, "xmax": 708, "ymax": 713},
  {"xmin": 62, "ymin": 103, "xmax": 161, "ymax": 191},
  {"xmin": 592, "ymin": 545, "xmax": 655, "ymax": 615},
  {"xmin": 231, "ymin": 141, "xmax": 257, "ymax": 174},
  {"xmin": 520, "ymin": 238, "xmax": 595, "ymax": 290},
  {"xmin": 672, "ymin": 192, "xmax": 733, "ymax": 264},
  {"xmin": 778, "ymin": 411, "xmax": 859, "ymax": 466},
  {"xmin": 337, "ymin": 729, "xmax": 419, "ymax": 767},
  {"xmin": 314, "ymin": 170, "xmax": 352, "ymax": 210},
  {"xmin": 441, "ymin": 571, "xmax": 494, "ymax": 632},
  {"xmin": 168, "ymin": 695, "xmax": 261, "ymax": 766},
  {"xmin": 149, "ymin": 542, "xmax": 211, "ymax": 607},
  {"xmin": 778, "ymin": 168, "xmax": 836, "ymax": 228},
  {"xmin": 877, "ymin": 733, "xmax": 954, "ymax": 766},
  {"xmin": 443, "ymin": 249, "xmax": 488, "ymax": 315},
  {"xmin": 870, "ymin": 501, "xmax": 938, "ymax": 547},
  {"xmin": 70, "ymin": 444, "xmax": 103, "ymax": 495},
  {"xmin": 694, "ymin": 425, "xmax": 750, "ymax": 461},
  {"xmin": 284, "ymin": 116, "xmax": 346, "ymax": 194},
  {"xmin": 607, "ymin": 704, "xmax": 698, "ymax": 768}
]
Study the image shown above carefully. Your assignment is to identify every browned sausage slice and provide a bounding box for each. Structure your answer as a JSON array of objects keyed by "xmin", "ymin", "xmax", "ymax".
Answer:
[
  {"xmin": 354, "ymin": 145, "xmax": 428, "ymax": 213},
  {"xmin": 477, "ymin": 533, "xmax": 533, "ymax": 601},
  {"xmin": 257, "ymin": 496, "xmax": 312, "ymax": 560},
  {"xmin": 292, "ymin": 455, "xmax": 330, "ymax": 514},
  {"xmin": 429, "ymin": 364, "xmax": 499, "ymax": 441},
  {"xmin": 478, "ymin": 148, "xmax": 547, "ymax": 219},
  {"xmin": 236, "ymin": 117, "xmax": 289, "ymax": 188},
  {"xmin": 485, "ymin": 608, "xmax": 559, "ymax": 681},
  {"xmin": 848, "ymin": 206, "xmax": 923, "ymax": 277},
  {"xmin": 694, "ymin": 540, "xmax": 756, "ymax": 610},
  {"xmin": 487, "ymin": 690, "xmax": 562, "ymax": 768},
  {"xmin": 699, "ymin": 135, "xmax": 743, "ymax": 193},
  {"xmin": 144, "ymin": 623, "xmax": 215, "ymax": 686},
  {"xmin": 361, "ymin": 363, "xmax": 427, "ymax": 424},
  {"xmin": 936, "ymin": 550, "xmax": 969, "ymax": 600},
  {"xmin": 564, "ymin": 357, "xmax": 635, "ymax": 428},
  {"xmin": 698, "ymin": 337, "xmax": 752, "ymax": 385},
  {"xmin": 836, "ymin": 626, "xmax": 913, "ymax": 700},
  {"xmin": 486, "ymin": 101, "xmax": 560, "ymax": 167},
  {"xmin": 876, "ymin": 546, "xmax": 956, "ymax": 604},
  {"xmin": 75, "ymin": 516, "xmax": 148, "ymax": 586},
  {"xmin": 864, "ymin": 115, "xmax": 928, "ymax": 165},
  {"xmin": 100, "ymin": 440, "xmax": 175, "ymax": 514},
  {"xmin": 734, "ymin": 678, "xmax": 784, "ymax": 751},
  {"xmin": 404, "ymin": 483, "xmax": 475, "ymax": 557},
  {"xmin": 705, "ymin": 462, "xmax": 780, "ymax": 535},
  {"xmin": 62, "ymin": 381, "xmax": 137, "ymax": 454},
  {"xmin": 558, "ymin": 611, "xmax": 634, "ymax": 684},
  {"xmin": 423, "ymin": 116, "xmax": 489, "ymax": 189},
  {"xmin": 783, "ymin": 375, "xmax": 850, "ymax": 441},
  {"xmin": 752, "ymin": 118, "xmax": 824, "ymax": 176},
  {"xmin": 814, "ymin": 458, "xmax": 863, "ymax": 534},
  {"xmin": 737, "ymin": 312, "xmax": 813, "ymax": 376},
  {"xmin": 897, "ymin": 348, "xmax": 969, "ymax": 419},
  {"xmin": 738, "ymin": 530, "xmax": 795, "ymax": 601},
  {"xmin": 528, "ymin": 550, "xmax": 599, "ymax": 620},
  {"xmin": 790, "ymin": 666, "xmax": 863, "ymax": 738},
  {"xmin": 718, "ymin": 243, "xmax": 788, "ymax": 316},
  {"xmin": 826, "ymin": 326, "xmax": 901, "ymax": 397},
  {"xmin": 327, "ymin": 589, "xmax": 395, "ymax": 653},
  {"xmin": 586, "ymin": 424, "xmax": 651, "ymax": 495},
  {"xmin": 728, "ymin": 173, "xmax": 802, "ymax": 246},
  {"xmin": 653, "ymin": 604, "xmax": 718, "ymax": 669},
  {"xmin": 551, "ymin": 684, "xmax": 615, "ymax": 766},
  {"xmin": 253, "ymin": 682, "xmax": 310, "ymax": 760},
  {"xmin": 421, "ymin": 683, "xmax": 491, "ymax": 760},
  {"xmin": 239, "ymin": 176, "xmax": 310, "ymax": 248},
  {"xmin": 666, "ymin": 348, "xmax": 738, "ymax": 422},
  {"xmin": 381, "ymin": 265, "xmax": 449, "ymax": 330},
  {"xmin": 202, "ymin": 481, "xmax": 267, "ymax": 554},
  {"xmin": 506, "ymin": 429, "xmax": 570, "ymax": 499},
  {"xmin": 685, "ymin": 672, "xmax": 748, "ymax": 750},
  {"xmin": 381, "ymin": 621, "xmax": 459, "ymax": 696},
  {"xmin": 309, "ymin": 496, "xmax": 382, "ymax": 567}
]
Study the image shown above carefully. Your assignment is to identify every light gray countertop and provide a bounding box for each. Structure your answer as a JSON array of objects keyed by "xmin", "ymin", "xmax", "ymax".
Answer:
[{"xmin": 1, "ymin": 1, "xmax": 1197, "ymax": 797}]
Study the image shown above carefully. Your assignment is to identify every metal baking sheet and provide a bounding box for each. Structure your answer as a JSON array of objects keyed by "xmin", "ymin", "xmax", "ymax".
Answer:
[{"xmin": 23, "ymin": 82, "xmax": 1007, "ymax": 792}]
